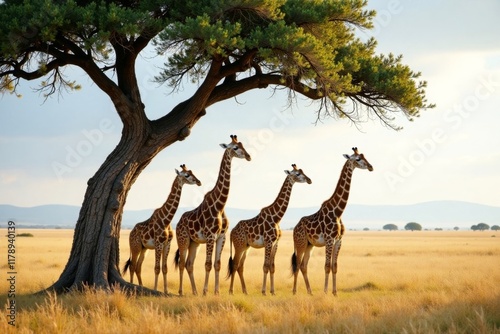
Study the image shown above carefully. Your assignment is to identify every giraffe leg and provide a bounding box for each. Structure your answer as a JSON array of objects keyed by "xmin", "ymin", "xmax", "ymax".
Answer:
[
  {"xmin": 177, "ymin": 247, "xmax": 187, "ymax": 296},
  {"xmin": 237, "ymin": 250, "xmax": 249, "ymax": 294},
  {"xmin": 126, "ymin": 228, "xmax": 141, "ymax": 284},
  {"xmin": 228, "ymin": 242, "xmax": 246, "ymax": 295},
  {"xmin": 135, "ymin": 249, "xmax": 148, "ymax": 286},
  {"xmin": 213, "ymin": 234, "xmax": 226, "ymax": 295},
  {"xmin": 262, "ymin": 241, "xmax": 273, "ymax": 296},
  {"xmin": 300, "ymin": 245, "xmax": 314, "ymax": 295},
  {"xmin": 292, "ymin": 249, "xmax": 303, "ymax": 295},
  {"xmin": 162, "ymin": 235, "xmax": 172, "ymax": 294},
  {"xmin": 324, "ymin": 240, "xmax": 334, "ymax": 294},
  {"xmin": 176, "ymin": 223, "xmax": 191, "ymax": 296},
  {"xmin": 292, "ymin": 221, "xmax": 309, "ymax": 295},
  {"xmin": 128, "ymin": 246, "xmax": 141, "ymax": 285},
  {"xmin": 127, "ymin": 259, "xmax": 135, "ymax": 284},
  {"xmin": 202, "ymin": 238, "xmax": 215, "ymax": 296},
  {"xmin": 186, "ymin": 241, "xmax": 200, "ymax": 296},
  {"xmin": 331, "ymin": 238, "xmax": 342, "ymax": 296},
  {"xmin": 269, "ymin": 242, "xmax": 279, "ymax": 296},
  {"xmin": 153, "ymin": 243, "xmax": 162, "ymax": 292}
]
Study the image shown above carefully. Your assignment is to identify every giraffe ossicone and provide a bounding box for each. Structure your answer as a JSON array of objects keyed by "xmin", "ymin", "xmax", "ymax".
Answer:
[
  {"xmin": 174, "ymin": 135, "xmax": 251, "ymax": 296},
  {"xmin": 122, "ymin": 165, "xmax": 201, "ymax": 294},
  {"xmin": 291, "ymin": 147, "xmax": 373, "ymax": 296}
]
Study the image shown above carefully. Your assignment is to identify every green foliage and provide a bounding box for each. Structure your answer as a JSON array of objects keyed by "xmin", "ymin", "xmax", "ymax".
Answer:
[
  {"xmin": 491, "ymin": 225, "xmax": 500, "ymax": 231},
  {"xmin": 405, "ymin": 222, "xmax": 422, "ymax": 231},
  {"xmin": 0, "ymin": 0, "xmax": 164, "ymax": 96},
  {"xmin": 471, "ymin": 223, "xmax": 490, "ymax": 231},
  {"xmin": 1, "ymin": 0, "xmax": 433, "ymax": 126},
  {"xmin": 383, "ymin": 224, "xmax": 398, "ymax": 231},
  {"xmin": 0, "ymin": 0, "xmax": 158, "ymax": 57}
]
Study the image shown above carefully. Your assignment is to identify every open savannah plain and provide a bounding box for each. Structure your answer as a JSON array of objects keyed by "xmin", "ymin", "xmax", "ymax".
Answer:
[{"xmin": 1, "ymin": 228, "xmax": 499, "ymax": 333}]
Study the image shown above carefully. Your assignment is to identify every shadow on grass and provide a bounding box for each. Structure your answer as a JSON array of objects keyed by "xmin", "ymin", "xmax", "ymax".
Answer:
[{"xmin": 342, "ymin": 281, "xmax": 381, "ymax": 292}]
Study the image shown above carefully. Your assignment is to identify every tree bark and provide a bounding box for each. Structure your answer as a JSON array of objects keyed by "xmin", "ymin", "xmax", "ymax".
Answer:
[{"xmin": 45, "ymin": 117, "xmax": 144, "ymax": 293}]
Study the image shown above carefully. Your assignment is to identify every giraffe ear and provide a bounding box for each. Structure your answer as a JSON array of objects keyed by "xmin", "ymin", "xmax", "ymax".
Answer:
[
  {"xmin": 220, "ymin": 143, "xmax": 228, "ymax": 149},
  {"xmin": 175, "ymin": 169, "xmax": 181, "ymax": 175},
  {"xmin": 343, "ymin": 154, "xmax": 350, "ymax": 159},
  {"xmin": 285, "ymin": 170, "xmax": 291, "ymax": 175}
]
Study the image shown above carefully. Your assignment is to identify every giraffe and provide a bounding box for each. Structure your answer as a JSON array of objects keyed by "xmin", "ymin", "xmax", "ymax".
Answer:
[
  {"xmin": 122, "ymin": 164, "xmax": 201, "ymax": 294},
  {"xmin": 227, "ymin": 164, "xmax": 312, "ymax": 295},
  {"xmin": 291, "ymin": 147, "xmax": 373, "ymax": 295},
  {"xmin": 174, "ymin": 135, "xmax": 251, "ymax": 296}
]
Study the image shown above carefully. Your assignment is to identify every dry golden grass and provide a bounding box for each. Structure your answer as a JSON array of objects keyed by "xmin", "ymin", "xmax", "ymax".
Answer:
[{"xmin": 1, "ymin": 229, "xmax": 499, "ymax": 333}]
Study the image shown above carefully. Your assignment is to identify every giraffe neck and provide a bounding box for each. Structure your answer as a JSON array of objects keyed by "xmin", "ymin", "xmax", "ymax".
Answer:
[
  {"xmin": 151, "ymin": 177, "xmax": 183, "ymax": 227},
  {"xmin": 206, "ymin": 149, "xmax": 233, "ymax": 211},
  {"xmin": 325, "ymin": 160, "xmax": 354, "ymax": 217},
  {"xmin": 262, "ymin": 177, "xmax": 294, "ymax": 221}
]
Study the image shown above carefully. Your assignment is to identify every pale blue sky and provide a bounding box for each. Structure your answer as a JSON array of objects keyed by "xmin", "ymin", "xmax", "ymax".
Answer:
[{"xmin": 1, "ymin": 0, "xmax": 499, "ymax": 212}]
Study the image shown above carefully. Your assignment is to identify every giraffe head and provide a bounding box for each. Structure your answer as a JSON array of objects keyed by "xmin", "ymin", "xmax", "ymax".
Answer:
[
  {"xmin": 285, "ymin": 164, "xmax": 312, "ymax": 184},
  {"xmin": 343, "ymin": 147, "xmax": 373, "ymax": 171},
  {"xmin": 175, "ymin": 164, "xmax": 202, "ymax": 186},
  {"xmin": 220, "ymin": 134, "xmax": 252, "ymax": 161}
]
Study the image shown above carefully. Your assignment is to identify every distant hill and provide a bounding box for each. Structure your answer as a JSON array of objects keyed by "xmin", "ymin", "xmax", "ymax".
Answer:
[
  {"xmin": 230, "ymin": 201, "xmax": 500, "ymax": 230},
  {"xmin": 1, "ymin": 200, "xmax": 499, "ymax": 230},
  {"xmin": 0, "ymin": 204, "xmax": 81, "ymax": 229}
]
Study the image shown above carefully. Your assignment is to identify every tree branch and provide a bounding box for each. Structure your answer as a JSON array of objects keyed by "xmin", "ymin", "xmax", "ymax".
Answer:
[
  {"xmin": 3, "ymin": 56, "xmax": 67, "ymax": 81},
  {"xmin": 207, "ymin": 73, "xmax": 322, "ymax": 107},
  {"xmin": 220, "ymin": 49, "xmax": 258, "ymax": 78},
  {"xmin": 152, "ymin": 58, "xmax": 225, "ymax": 142}
]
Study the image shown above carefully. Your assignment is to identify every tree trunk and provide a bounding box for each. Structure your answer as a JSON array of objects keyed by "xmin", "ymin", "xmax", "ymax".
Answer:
[
  {"xmin": 44, "ymin": 123, "xmax": 147, "ymax": 293},
  {"xmin": 44, "ymin": 102, "xmax": 204, "ymax": 295}
]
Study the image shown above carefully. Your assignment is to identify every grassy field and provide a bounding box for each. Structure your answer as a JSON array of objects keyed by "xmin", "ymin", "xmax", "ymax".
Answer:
[{"xmin": 1, "ymin": 228, "xmax": 499, "ymax": 333}]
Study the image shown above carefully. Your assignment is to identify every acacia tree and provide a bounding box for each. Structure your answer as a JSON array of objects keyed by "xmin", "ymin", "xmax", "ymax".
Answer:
[
  {"xmin": 0, "ymin": 0, "xmax": 432, "ymax": 294},
  {"xmin": 383, "ymin": 224, "xmax": 398, "ymax": 231},
  {"xmin": 405, "ymin": 222, "xmax": 422, "ymax": 231},
  {"xmin": 472, "ymin": 223, "xmax": 490, "ymax": 231}
]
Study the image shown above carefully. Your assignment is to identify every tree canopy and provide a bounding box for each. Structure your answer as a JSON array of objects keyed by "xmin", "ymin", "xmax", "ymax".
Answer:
[
  {"xmin": 0, "ymin": 0, "xmax": 433, "ymax": 294},
  {"xmin": 405, "ymin": 222, "xmax": 422, "ymax": 231},
  {"xmin": 383, "ymin": 224, "xmax": 398, "ymax": 231},
  {"xmin": 0, "ymin": 0, "xmax": 432, "ymax": 129},
  {"xmin": 471, "ymin": 223, "xmax": 490, "ymax": 231}
]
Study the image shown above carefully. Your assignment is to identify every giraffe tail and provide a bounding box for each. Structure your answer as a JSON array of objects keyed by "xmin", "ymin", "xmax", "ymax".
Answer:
[
  {"xmin": 174, "ymin": 249, "xmax": 180, "ymax": 270},
  {"xmin": 225, "ymin": 233, "xmax": 234, "ymax": 280},
  {"xmin": 290, "ymin": 252, "xmax": 299, "ymax": 276},
  {"xmin": 226, "ymin": 257, "xmax": 234, "ymax": 280},
  {"xmin": 122, "ymin": 257, "xmax": 131, "ymax": 275}
]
